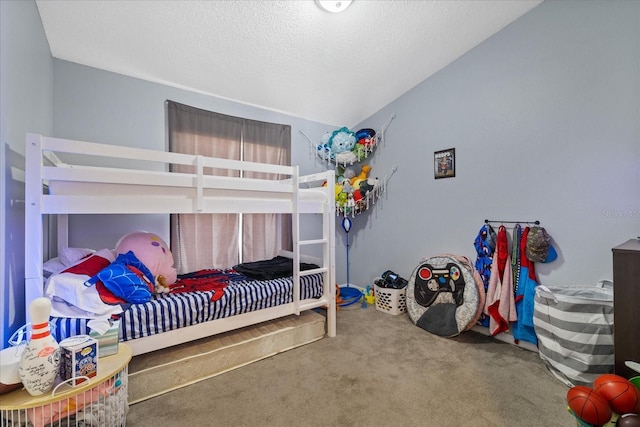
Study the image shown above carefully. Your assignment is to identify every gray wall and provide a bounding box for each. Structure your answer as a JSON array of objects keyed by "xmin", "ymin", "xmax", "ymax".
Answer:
[
  {"xmin": 52, "ymin": 60, "xmax": 332, "ymax": 250},
  {"xmin": 0, "ymin": 0, "xmax": 53, "ymax": 347},
  {"xmin": 53, "ymin": 0, "xmax": 639, "ymax": 292},
  {"xmin": 349, "ymin": 0, "xmax": 639, "ymax": 288}
]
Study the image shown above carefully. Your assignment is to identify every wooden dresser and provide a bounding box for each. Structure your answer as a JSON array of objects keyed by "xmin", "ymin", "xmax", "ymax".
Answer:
[{"xmin": 612, "ymin": 238, "xmax": 640, "ymax": 379}]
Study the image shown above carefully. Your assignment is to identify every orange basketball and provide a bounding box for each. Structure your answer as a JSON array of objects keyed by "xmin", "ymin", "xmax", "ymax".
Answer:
[
  {"xmin": 567, "ymin": 385, "xmax": 612, "ymax": 426},
  {"xmin": 593, "ymin": 374, "xmax": 640, "ymax": 415}
]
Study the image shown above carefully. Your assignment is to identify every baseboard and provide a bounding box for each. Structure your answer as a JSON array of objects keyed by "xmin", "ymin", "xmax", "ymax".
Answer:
[{"xmin": 470, "ymin": 325, "xmax": 539, "ymax": 353}]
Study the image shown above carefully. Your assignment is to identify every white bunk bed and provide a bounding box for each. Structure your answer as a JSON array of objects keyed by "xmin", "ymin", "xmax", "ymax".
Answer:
[{"xmin": 24, "ymin": 133, "xmax": 336, "ymax": 356}]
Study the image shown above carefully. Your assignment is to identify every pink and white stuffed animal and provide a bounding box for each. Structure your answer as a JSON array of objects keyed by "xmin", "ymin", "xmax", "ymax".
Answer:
[{"xmin": 115, "ymin": 231, "xmax": 177, "ymax": 294}]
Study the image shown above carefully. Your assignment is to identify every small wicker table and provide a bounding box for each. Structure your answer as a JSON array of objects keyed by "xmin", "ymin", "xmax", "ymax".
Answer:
[{"xmin": 1, "ymin": 343, "xmax": 132, "ymax": 426}]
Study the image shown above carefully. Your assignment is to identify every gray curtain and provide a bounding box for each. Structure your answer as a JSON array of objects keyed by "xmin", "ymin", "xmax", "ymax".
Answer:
[
  {"xmin": 242, "ymin": 118, "xmax": 292, "ymax": 263},
  {"xmin": 167, "ymin": 101, "xmax": 291, "ymax": 273}
]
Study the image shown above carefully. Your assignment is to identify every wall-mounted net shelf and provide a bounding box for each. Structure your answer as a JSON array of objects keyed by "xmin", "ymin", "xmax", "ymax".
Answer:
[
  {"xmin": 334, "ymin": 165, "xmax": 397, "ymax": 217},
  {"xmin": 300, "ymin": 114, "xmax": 396, "ymax": 217},
  {"xmin": 301, "ymin": 114, "xmax": 395, "ymax": 168}
]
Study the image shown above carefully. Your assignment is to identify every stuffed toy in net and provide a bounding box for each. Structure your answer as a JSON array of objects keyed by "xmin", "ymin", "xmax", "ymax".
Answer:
[{"xmin": 328, "ymin": 127, "xmax": 357, "ymax": 156}]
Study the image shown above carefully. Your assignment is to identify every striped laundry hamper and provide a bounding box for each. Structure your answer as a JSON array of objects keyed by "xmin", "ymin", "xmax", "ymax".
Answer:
[{"xmin": 533, "ymin": 281, "xmax": 614, "ymax": 387}]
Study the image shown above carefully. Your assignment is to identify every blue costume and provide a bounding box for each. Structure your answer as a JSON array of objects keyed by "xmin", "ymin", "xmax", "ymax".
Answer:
[{"xmin": 473, "ymin": 224, "xmax": 496, "ymax": 327}]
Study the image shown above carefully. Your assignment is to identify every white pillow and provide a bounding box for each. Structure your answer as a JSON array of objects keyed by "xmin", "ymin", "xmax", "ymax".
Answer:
[
  {"xmin": 43, "ymin": 257, "xmax": 66, "ymax": 274},
  {"xmin": 59, "ymin": 247, "xmax": 95, "ymax": 266}
]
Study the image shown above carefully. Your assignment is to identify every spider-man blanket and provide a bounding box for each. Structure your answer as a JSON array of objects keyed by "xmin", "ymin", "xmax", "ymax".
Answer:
[{"xmin": 169, "ymin": 269, "xmax": 247, "ymax": 301}]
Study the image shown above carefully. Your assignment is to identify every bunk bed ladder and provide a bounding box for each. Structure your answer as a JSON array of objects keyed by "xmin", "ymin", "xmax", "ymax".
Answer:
[
  {"xmin": 296, "ymin": 170, "xmax": 336, "ymax": 337},
  {"xmin": 324, "ymin": 170, "xmax": 337, "ymax": 336}
]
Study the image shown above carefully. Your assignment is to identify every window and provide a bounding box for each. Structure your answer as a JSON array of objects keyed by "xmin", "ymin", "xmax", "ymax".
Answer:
[{"xmin": 167, "ymin": 101, "xmax": 291, "ymax": 273}]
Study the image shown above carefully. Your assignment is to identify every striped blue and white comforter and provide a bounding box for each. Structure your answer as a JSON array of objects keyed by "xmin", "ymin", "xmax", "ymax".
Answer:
[{"xmin": 50, "ymin": 273, "xmax": 324, "ymax": 342}]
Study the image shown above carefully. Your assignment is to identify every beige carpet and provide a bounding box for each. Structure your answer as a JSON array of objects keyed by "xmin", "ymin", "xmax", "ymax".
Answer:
[{"xmin": 127, "ymin": 306, "xmax": 574, "ymax": 426}]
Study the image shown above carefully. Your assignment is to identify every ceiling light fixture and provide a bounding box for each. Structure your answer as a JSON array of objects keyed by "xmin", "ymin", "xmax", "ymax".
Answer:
[{"xmin": 315, "ymin": 0, "xmax": 353, "ymax": 13}]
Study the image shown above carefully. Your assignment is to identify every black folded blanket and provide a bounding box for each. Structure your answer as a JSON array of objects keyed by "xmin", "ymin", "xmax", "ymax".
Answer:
[{"xmin": 233, "ymin": 256, "xmax": 319, "ymax": 280}]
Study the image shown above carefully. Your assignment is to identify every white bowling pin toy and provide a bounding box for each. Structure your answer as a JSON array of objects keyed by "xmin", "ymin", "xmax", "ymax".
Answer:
[{"xmin": 18, "ymin": 297, "xmax": 61, "ymax": 396}]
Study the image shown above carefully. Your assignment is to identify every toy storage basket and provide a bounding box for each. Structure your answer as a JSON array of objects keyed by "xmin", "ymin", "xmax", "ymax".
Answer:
[
  {"xmin": 533, "ymin": 282, "xmax": 614, "ymax": 387},
  {"xmin": 375, "ymin": 283, "xmax": 407, "ymax": 315}
]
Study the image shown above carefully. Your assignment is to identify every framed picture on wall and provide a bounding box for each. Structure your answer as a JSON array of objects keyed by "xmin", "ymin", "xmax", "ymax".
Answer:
[{"xmin": 434, "ymin": 148, "xmax": 455, "ymax": 179}]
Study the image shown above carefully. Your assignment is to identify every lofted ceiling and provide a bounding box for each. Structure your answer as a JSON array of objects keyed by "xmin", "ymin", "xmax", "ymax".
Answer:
[{"xmin": 36, "ymin": 0, "xmax": 542, "ymax": 127}]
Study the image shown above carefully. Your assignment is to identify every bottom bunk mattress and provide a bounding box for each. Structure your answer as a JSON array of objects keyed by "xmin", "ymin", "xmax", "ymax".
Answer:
[{"xmin": 49, "ymin": 268, "xmax": 324, "ymax": 343}]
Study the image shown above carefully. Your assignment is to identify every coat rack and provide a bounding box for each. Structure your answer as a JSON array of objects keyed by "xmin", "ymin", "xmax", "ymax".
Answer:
[{"xmin": 484, "ymin": 219, "xmax": 540, "ymax": 226}]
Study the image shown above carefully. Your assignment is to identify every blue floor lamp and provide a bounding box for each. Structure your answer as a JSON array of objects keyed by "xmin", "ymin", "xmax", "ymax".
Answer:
[{"xmin": 339, "ymin": 216, "xmax": 361, "ymax": 306}]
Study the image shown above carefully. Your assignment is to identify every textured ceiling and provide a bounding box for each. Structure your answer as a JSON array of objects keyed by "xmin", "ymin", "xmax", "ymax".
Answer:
[{"xmin": 36, "ymin": 0, "xmax": 542, "ymax": 127}]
